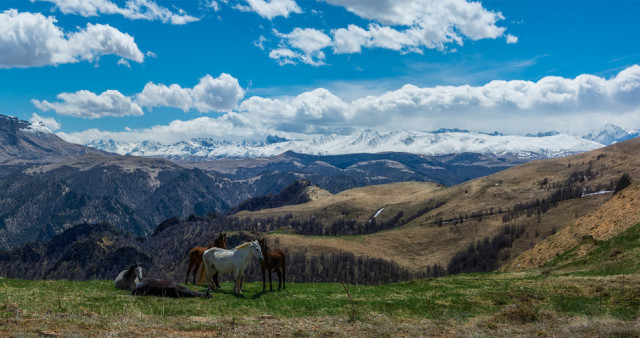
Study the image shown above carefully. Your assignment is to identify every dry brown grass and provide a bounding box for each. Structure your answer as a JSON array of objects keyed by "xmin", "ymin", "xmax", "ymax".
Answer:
[
  {"xmin": 510, "ymin": 182, "xmax": 640, "ymax": 271},
  {"xmin": 241, "ymin": 138, "xmax": 640, "ymax": 273},
  {"xmin": 2, "ymin": 308, "xmax": 638, "ymax": 337}
]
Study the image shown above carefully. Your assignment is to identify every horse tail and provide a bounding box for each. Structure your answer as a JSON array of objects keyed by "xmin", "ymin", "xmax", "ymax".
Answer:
[{"xmin": 197, "ymin": 261, "xmax": 207, "ymax": 284}]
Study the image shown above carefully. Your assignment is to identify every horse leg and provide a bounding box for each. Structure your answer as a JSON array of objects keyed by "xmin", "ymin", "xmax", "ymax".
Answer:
[
  {"xmin": 262, "ymin": 268, "xmax": 266, "ymax": 292},
  {"xmin": 282, "ymin": 263, "xmax": 286, "ymax": 291},
  {"xmin": 276, "ymin": 268, "xmax": 282, "ymax": 291},
  {"xmin": 185, "ymin": 260, "xmax": 194, "ymax": 284},
  {"xmin": 233, "ymin": 269, "xmax": 239, "ymax": 294},
  {"xmin": 213, "ymin": 272, "xmax": 220, "ymax": 289},
  {"xmin": 192, "ymin": 263, "xmax": 200, "ymax": 285},
  {"xmin": 268, "ymin": 268, "xmax": 273, "ymax": 291},
  {"xmin": 205, "ymin": 264, "xmax": 216, "ymax": 291}
]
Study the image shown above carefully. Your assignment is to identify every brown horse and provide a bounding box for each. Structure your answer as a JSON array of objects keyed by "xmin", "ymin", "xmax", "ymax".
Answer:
[
  {"xmin": 185, "ymin": 233, "xmax": 226, "ymax": 285},
  {"xmin": 258, "ymin": 238, "xmax": 286, "ymax": 291}
]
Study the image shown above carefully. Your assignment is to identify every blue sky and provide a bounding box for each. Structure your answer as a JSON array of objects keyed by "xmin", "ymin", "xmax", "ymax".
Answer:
[{"xmin": 1, "ymin": 0, "xmax": 640, "ymax": 144}]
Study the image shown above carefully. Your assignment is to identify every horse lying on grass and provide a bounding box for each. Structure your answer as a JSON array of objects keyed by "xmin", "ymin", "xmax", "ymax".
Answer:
[
  {"xmin": 203, "ymin": 240, "xmax": 263, "ymax": 294},
  {"xmin": 131, "ymin": 279, "xmax": 210, "ymax": 298},
  {"xmin": 114, "ymin": 263, "xmax": 143, "ymax": 290}
]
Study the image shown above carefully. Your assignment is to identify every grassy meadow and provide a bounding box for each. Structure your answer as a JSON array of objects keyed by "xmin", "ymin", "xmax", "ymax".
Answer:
[
  {"xmin": 1, "ymin": 271, "xmax": 639, "ymax": 336},
  {"xmin": 2, "ymin": 223, "xmax": 640, "ymax": 336}
]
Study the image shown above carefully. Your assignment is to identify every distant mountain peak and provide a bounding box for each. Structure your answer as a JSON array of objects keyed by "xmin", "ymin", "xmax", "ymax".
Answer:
[
  {"xmin": 0, "ymin": 113, "xmax": 104, "ymax": 164},
  {"xmin": 583, "ymin": 123, "xmax": 639, "ymax": 145}
]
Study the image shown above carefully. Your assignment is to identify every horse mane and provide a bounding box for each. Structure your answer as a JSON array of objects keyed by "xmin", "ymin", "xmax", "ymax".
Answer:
[
  {"xmin": 234, "ymin": 242, "xmax": 251, "ymax": 250},
  {"xmin": 125, "ymin": 264, "xmax": 139, "ymax": 277}
]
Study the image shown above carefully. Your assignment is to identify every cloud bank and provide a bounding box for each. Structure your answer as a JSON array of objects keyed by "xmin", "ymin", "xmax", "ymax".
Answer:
[
  {"xmin": 0, "ymin": 9, "xmax": 144, "ymax": 68},
  {"xmin": 57, "ymin": 66, "xmax": 640, "ymax": 144},
  {"xmin": 33, "ymin": 74, "xmax": 245, "ymax": 118}
]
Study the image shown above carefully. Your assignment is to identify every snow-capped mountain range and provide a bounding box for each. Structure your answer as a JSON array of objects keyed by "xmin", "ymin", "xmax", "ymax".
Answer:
[{"xmin": 84, "ymin": 124, "xmax": 640, "ymax": 161}]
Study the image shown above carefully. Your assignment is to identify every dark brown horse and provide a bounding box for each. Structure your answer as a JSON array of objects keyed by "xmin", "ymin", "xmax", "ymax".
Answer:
[
  {"xmin": 259, "ymin": 238, "xmax": 286, "ymax": 291},
  {"xmin": 185, "ymin": 233, "xmax": 226, "ymax": 285},
  {"xmin": 132, "ymin": 279, "xmax": 210, "ymax": 298}
]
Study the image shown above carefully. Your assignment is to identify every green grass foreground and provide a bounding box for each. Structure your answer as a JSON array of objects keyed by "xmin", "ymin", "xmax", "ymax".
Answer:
[
  {"xmin": 2, "ymin": 223, "xmax": 640, "ymax": 336},
  {"xmin": 1, "ymin": 272, "xmax": 639, "ymax": 336}
]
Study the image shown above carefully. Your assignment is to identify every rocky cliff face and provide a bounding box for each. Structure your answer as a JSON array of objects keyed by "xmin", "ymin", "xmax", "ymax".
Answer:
[{"xmin": 0, "ymin": 115, "xmax": 30, "ymax": 133}]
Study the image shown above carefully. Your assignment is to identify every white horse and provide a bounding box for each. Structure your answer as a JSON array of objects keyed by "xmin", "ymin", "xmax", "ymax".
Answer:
[
  {"xmin": 202, "ymin": 240, "xmax": 264, "ymax": 294},
  {"xmin": 115, "ymin": 263, "xmax": 143, "ymax": 290}
]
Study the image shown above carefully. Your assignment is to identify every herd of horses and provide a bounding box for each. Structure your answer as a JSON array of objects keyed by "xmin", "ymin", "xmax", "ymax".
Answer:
[{"xmin": 115, "ymin": 234, "xmax": 287, "ymax": 297}]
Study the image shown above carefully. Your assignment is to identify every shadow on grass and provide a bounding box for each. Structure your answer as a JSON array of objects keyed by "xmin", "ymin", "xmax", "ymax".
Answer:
[{"xmin": 194, "ymin": 286, "xmax": 269, "ymax": 299}]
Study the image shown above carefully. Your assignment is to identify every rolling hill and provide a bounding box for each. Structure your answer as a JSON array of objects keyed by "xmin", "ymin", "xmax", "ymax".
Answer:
[
  {"xmin": 507, "ymin": 181, "xmax": 640, "ymax": 271},
  {"xmin": 237, "ymin": 137, "xmax": 640, "ymax": 274},
  {"xmin": 1, "ymin": 138, "xmax": 638, "ymax": 285}
]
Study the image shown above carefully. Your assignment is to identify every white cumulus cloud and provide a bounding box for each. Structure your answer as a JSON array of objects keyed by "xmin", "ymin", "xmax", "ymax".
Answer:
[
  {"xmin": 137, "ymin": 73, "xmax": 245, "ymax": 113},
  {"xmin": 268, "ymin": 0, "xmax": 515, "ymax": 65},
  {"xmin": 136, "ymin": 83, "xmax": 194, "ymax": 112},
  {"xmin": 32, "ymin": 90, "xmax": 144, "ymax": 119},
  {"xmin": 506, "ymin": 34, "xmax": 518, "ymax": 44},
  {"xmin": 239, "ymin": 88, "xmax": 350, "ymax": 132},
  {"xmin": 237, "ymin": 65, "xmax": 640, "ymax": 135},
  {"xmin": 32, "ymin": 74, "xmax": 245, "ymax": 120},
  {"xmin": 29, "ymin": 113, "xmax": 61, "ymax": 131},
  {"xmin": 55, "ymin": 66, "xmax": 640, "ymax": 144},
  {"xmin": 58, "ymin": 114, "xmax": 266, "ymax": 145},
  {"xmin": 0, "ymin": 9, "xmax": 144, "ymax": 68},
  {"xmin": 344, "ymin": 65, "xmax": 640, "ymax": 133},
  {"xmin": 233, "ymin": 0, "xmax": 302, "ymax": 20},
  {"xmin": 35, "ymin": 0, "xmax": 199, "ymax": 25},
  {"xmin": 271, "ymin": 28, "xmax": 332, "ymax": 65}
]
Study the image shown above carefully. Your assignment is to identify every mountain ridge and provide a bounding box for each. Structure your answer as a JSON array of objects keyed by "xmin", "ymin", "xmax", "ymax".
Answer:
[
  {"xmin": 0, "ymin": 114, "xmax": 527, "ymax": 251},
  {"xmin": 84, "ymin": 129, "xmax": 606, "ymax": 161}
]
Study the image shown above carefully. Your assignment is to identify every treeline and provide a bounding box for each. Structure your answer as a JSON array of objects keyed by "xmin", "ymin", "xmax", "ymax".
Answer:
[
  {"xmin": 501, "ymin": 169, "xmax": 616, "ymax": 223},
  {"xmin": 250, "ymin": 199, "xmax": 446, "ymax": 236},
  {"xmin": 2, "ymin": 219, "xmax": 533, "ymax": 285},
  {"xmin": 446, "ymin": 224, "xmax": 525, "ymax": 275},
  {"xmin": 238, "ymin": 251, "xmax": 412, "ymax": 285}
]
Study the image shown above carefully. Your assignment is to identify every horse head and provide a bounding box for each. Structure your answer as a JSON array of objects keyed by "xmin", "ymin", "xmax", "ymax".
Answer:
[
  {"xmin": 220, "ymin": 232, "xmax": 227, "ymax": 249},
  {"xmin": 211, "ymin": 232, "xmax": 227, "ymax": 249},
  {"xmin": 135, "ymin": 262, "xmax": 143, "ymax": 280},
  {"xmin": 126, "ymin": 263, "xmax": 143, "ymax": 281},
  {"xmin": 258, "ymin": 238, "xmax": 270, "ymax": 264},
  {"xmin": 251, "ymin": 240, "xmax": 264, "ymax": 262}
]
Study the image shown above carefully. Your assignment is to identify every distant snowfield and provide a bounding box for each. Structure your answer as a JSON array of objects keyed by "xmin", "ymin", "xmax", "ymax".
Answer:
[{"xmin": 85, "ymin": 129, "xmax": 607, "ymax": 160}]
